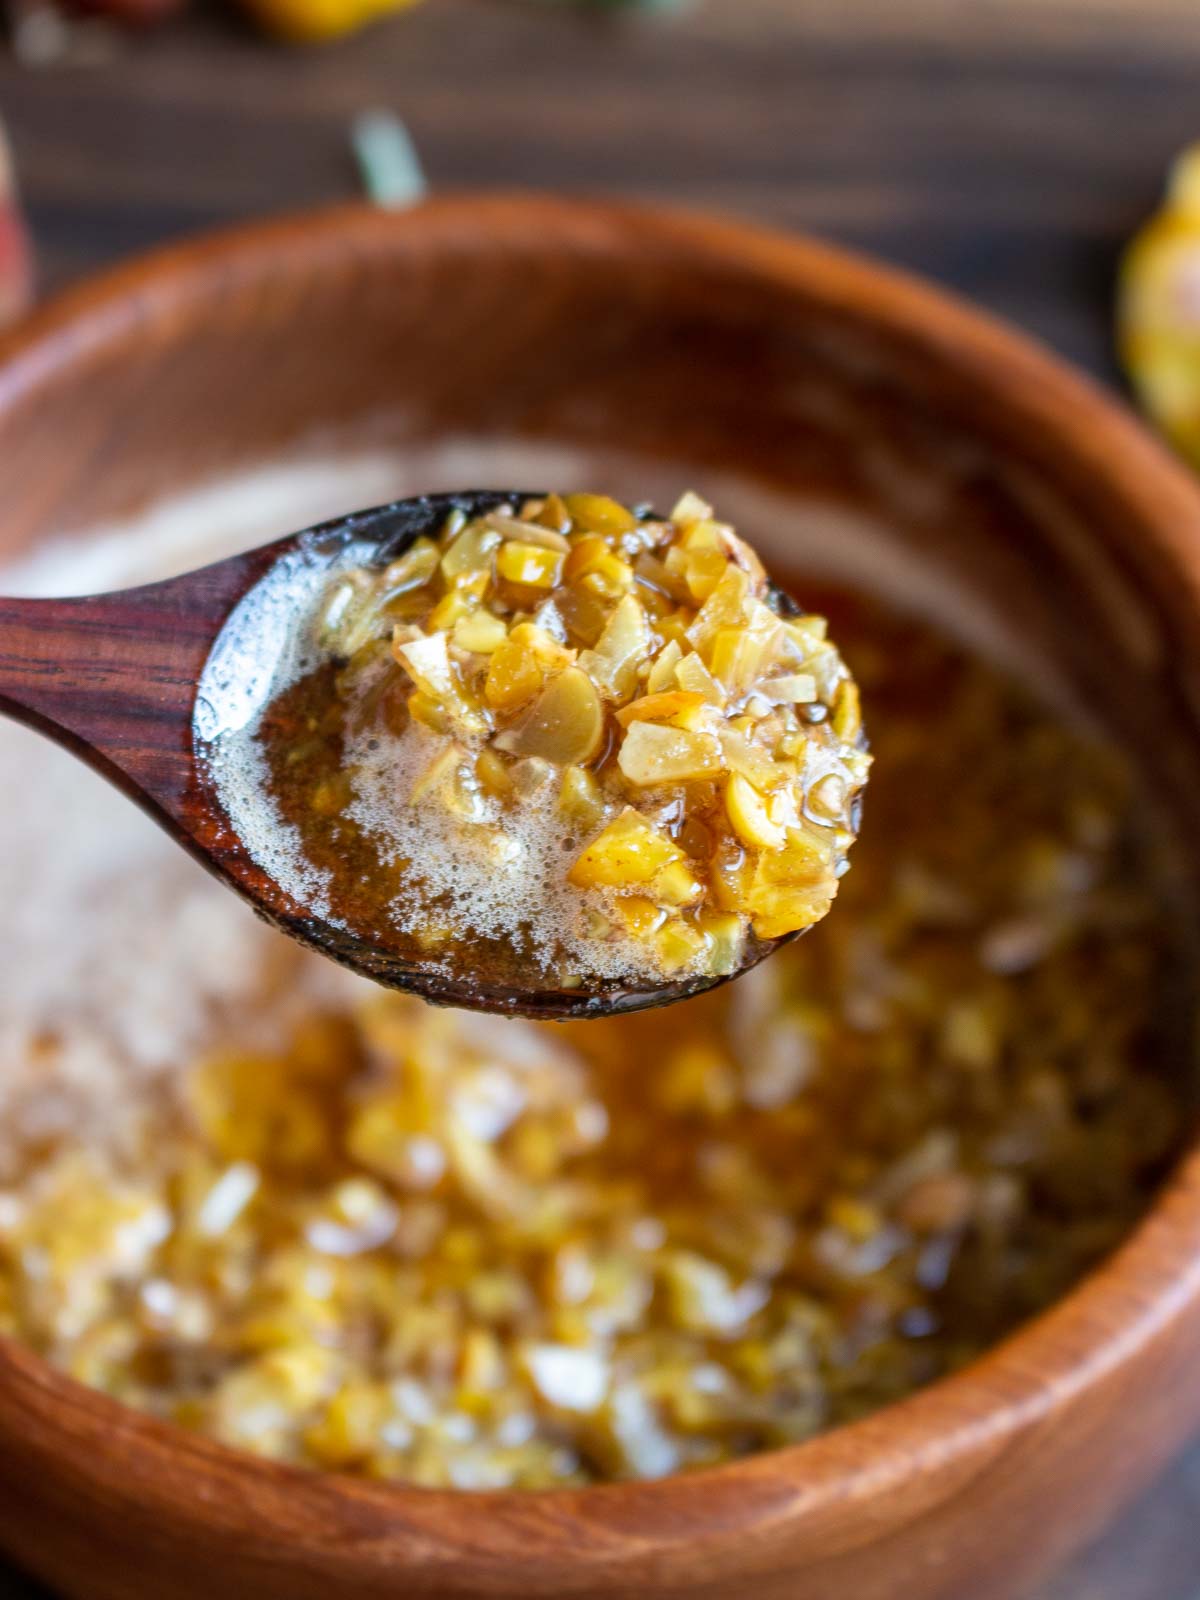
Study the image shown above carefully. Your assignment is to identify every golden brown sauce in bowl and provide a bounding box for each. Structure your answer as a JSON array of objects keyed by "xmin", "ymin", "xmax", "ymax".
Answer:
[
  {"xmin": 5, "ymin": 197, "xmax": 1200, "ymax": 1600},
  {"xmin": 1, "ymin": 583, "xmax": 1184, "ymax": 1487}
]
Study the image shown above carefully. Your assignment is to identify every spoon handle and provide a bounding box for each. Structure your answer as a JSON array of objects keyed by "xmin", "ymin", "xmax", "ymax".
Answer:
[{"xmin": 0, "ymin": 551, "xmax": 271, "ymax": 815}]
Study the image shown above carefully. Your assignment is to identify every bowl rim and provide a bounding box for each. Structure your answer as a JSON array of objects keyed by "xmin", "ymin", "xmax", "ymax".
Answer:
[{"xmin": 3, "ymin": 191, "xmax": 1200, "ymax": 1581}]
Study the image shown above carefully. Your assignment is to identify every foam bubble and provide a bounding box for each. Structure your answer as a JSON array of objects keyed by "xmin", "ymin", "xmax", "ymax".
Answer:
[
  {"xmin": 342, "ymin": 717, "xmax": 679, "ymax": 982},
  {"xmin": 199, "ymin": 536, "xmax": 389, "ymax": 926},
  {"xmin": 208, "ymin": 589, "xmax": 693, "ymax": 982}
]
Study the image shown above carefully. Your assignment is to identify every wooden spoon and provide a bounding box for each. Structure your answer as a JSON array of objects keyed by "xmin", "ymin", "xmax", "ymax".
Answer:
[{"xmin": 0, "ymin": 490, "xmax": 809, "ymax": 1020}]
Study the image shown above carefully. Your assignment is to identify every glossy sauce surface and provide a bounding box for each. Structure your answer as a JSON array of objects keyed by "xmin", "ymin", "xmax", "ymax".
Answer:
[{"xmin": 221, "ymin": 494, "xmax": 867, "ymax": 1006}]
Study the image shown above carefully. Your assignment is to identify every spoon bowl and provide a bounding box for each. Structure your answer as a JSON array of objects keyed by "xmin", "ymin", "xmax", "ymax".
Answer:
[{"xmin": 0, "ymin": 488, "xmax": 811, "ymax": 1019}]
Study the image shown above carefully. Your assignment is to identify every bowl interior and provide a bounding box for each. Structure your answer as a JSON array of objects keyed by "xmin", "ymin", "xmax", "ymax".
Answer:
[{"xmin": 2, "ymin": 197, "xmax": 1200, "ymax": 1600}]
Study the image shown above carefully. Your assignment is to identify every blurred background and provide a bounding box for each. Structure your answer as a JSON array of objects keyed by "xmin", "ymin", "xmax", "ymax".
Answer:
[
  {"xmin": 0, "ymin": 0, "xmax": 1196, "ymax": 384},
  {"xmin": 1, "ymin": 1, "xmax": 1200, "ymax": 1594}
]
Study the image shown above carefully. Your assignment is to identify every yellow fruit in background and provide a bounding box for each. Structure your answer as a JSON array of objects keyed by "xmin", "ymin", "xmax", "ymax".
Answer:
[
  {"xmin": 243, "ymin": 0, "xmax": 422, "ymax": 43},
  {"xmin": 1119, "ymin": 144, "xmax": 1200, "ymax": 469}
]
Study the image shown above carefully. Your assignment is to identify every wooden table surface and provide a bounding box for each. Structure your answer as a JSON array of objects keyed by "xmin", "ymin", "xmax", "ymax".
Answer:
[{"xmin": 2, "ymin": 1, "xmax": 1200, "ymax": 1595}]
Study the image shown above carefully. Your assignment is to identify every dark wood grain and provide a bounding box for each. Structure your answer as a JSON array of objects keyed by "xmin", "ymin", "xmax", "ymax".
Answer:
[
  {"xmin": 2, "ymin": 5, "xmax": 1200, "ymax": 1596},
  {"xmin": 0, "ymin": 559, "xmax": 269, "ymax": 803}
]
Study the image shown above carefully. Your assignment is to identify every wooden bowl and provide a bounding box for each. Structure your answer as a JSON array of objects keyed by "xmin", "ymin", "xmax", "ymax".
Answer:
[{"xmin": 1, "ymin": 195, "xmax": 1200, "ymax": 1600}]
